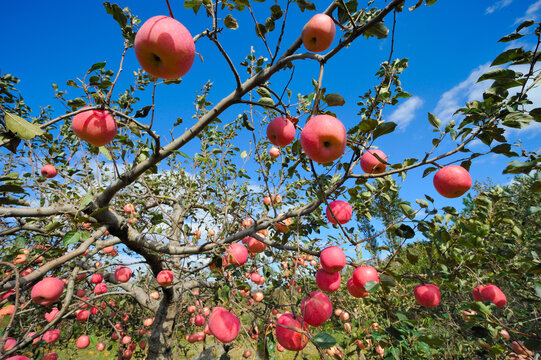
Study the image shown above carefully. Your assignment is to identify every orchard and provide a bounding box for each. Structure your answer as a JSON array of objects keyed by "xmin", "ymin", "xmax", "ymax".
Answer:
[{"xmin": 0, "ymin": 0, "xmax": 540, "ymax": 359}]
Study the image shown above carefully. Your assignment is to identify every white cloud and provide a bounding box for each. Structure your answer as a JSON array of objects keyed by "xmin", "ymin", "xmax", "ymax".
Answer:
[
  {"xmin": 387, "ymin": 96, "xmax": 424, "ymax": 131},
  {"xmin": 516, "ymin": 0, "xmax": 541, "ymax": 24},
  {"xmin": 433, "ymin": 63, "xmax": 491, "ymax": 123},
  {"xmin": 486, "ymin": 0, "xmax": 513, "ymax": 14}
]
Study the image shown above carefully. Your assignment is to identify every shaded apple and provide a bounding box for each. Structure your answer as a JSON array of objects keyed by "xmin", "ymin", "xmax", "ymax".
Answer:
[
  {"xmin": 414, "ymin": 284, "xmax": 441, "ymax": 308},
  {"xmin": 41, "ymin": 165, "xmax": 57, "ymax": 178},
  {"xmin": 267, "ymin": 117, "xmax": 296, "ymax": 146},
  {"xmin": 472, "ymin": 284, "xmax": 507, "ymax": 308},
  {"xmin": 351, "ymin": 266, "xmax": 379, "ymax": 294},
  {"xmin": 31, "ymin": 277, "xmax": 64, "ymax": 306},
  {"xmin": 275, "ymin": 313, "xmax": 309, "ymax": 351},
  {"xmin": 300, "ymin": 291, "xmax": 333, "ymax": 327},
  {"xmin": 360, "ymin": 149, "xmax": 387, "ymax": 174},
  {"xmin": 325, "ymin": 200, "xmax": 353, "ymax": 224}
]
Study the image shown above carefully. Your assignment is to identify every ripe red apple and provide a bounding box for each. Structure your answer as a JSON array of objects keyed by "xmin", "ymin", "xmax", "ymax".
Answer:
[
  {"xmin": 351, "ymin": 266, "xmax": 379, "ymax": 293},
  {"xmin": 267, "ymin": 117, "xmax": 296, "ymax": 146},
  {"xmin": 139, "ymin": 340, "xmax": 147, "ymax": 349},
  {"xmin": 275, "ymin": 313, "xmax": 309, "ymax": 351},
  {"xmin": 3, "ymin": 337, "xmax": 17, "ymax": 351},
  {"xmin": 72, "ymin": 108, "xmax": 117, "ymax": 147},
  {"xmin": 42, "ymin": 329, "xmax": 60, "ymax": 343},
  {"xmin": 300, "ymin": 115, "xmax": 347, "ymax": 164},
  {"xmin": 253, "ymin": 291, "xmax": 264, "ymax": 302},
  {"xmin": 187, "ymin": 305, "xmax": 196, "ymax": 314},
  {"xmin": 150, "ymin": 291, "xmax": 160, "ymax": 300},
  {"xmin": 157, "ymin": 270, "xmax": 174, "ymax": 287},
  {"xmin": 195, "ymin": 314, "xmax": 206, "ymax": 326},
  {"xmin": 41, "ymin": 164, "xmax": 57, "ymax": 178},
  {"xmin": 96, "ymin": 342, "xmax": 106, "ymax": 351},
  {"xmin": 300, "ymin": 291, "xmax": 333, "ymax": 327},
  {"xmin": 301, "ymin": 14, "xmax": 336, "ymax": 52},
  {"xmin": 134, "ymin": 16, "xmax": 195, "ymax": 79},
  {"xmin": 123, "ymin": 203, "xmax": 135, "ymax": 214},
  {"xmin": 325, "ymin": 200, "xmax": 353, "ymax": 224},
  {"xmin": 269, "ymin": 147, "xmax": 280, "ymax": 159},
  {"xmin": 244, "ymin": 236, "xmax": 266, "ymax": 254},
  {"xmin": 320, "ymin": 246, "xmax": 346, "ymax": 273},
  {"xmin": 91, "ymin": 273, "xmax": 103, "ymax": 284},
  {"xmin": 115, "ymin": 266, "xmax": 132, "ymax": 283},
  {"xmin": 315, "ymin": 269, "xmax": 341, "ymax": 292},
  {"xmin": 340, "ymin": 312, "xmax": 350, "ymax": 321},
  {"xmin": 433, "ymin": 165, "xmax": 472, "ymax": 198},
  {"xmin": 226, "ymin": 243, "xmax": 248, "ymax": 266},
  {"xmin": 251, "ymin": 272, "xmax": 262, "ymax": 283},
  {"xmin": 42, "ymin": 354, "xmax": 58, "ymax": 360},
  {"xmin": 5, "ymin": 356, "xmax": 30, "ymax": 360},
  {"xmin": 76, "ymin": 310, "xmax": 90, "ymax": 322},
  {"xmin": 31, "ymin": 277, "xmax": 64, "ymax": 306},
  {"xmin": 94, "ymin": 283, "xmax": 108, "ymax": 295},
  {"xmin": 472, "ymin": 284, "xmax": 507, "ymax": 308},
  {"xmin": 76, "ymin": 335, "xmax": 90, "ymax": 349},
  {"xmin": 414, "ymin": 284, "xmax": 441, "ymax": 308},
  {"xmin": 360, "ymin": 149, "xmax": 387, "ymax": 174},
  {"xmin": 121, "ymin": 335, "xmax": 131, "ymax": 345},
  {"xmin": 143, "ymin": 317, "xmax": 154, "ymax": 327},
  {"xmin": 243, "ymin": 349, "xmax": 252, "ymax": 358},
  {"xmin": 208, "ymin": 307, "xmax": 241, "ymax": 343}
]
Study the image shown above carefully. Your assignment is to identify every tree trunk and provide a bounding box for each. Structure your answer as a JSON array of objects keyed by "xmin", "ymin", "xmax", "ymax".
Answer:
[{"xmin": 147, "ymin": 290, "xmax": 178, "ymax": 359}]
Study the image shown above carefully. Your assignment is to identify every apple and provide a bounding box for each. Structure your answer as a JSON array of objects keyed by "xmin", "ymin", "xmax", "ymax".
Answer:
[
  {"xmin": 511, "ymin": 341, "xmax": 534, "ymax": 356},
  {"xmin": 269, "ymin": 146, "xmax": 280, "ymax": 159},
  {"xmin": 414, "ymin": 284, "xmax": 441, "ymax": 308},
  {"xmin": 123, "ymin": 203, "xmax": 135, "ymax": 214},
  {"xmin": 253, "ymin": 291, "xmax": 264, "ymax": 302},
  {"xmin": 267, "ymin": 117, "xmax": 296, "ymax": 146},
  {"xmin": 326, "ymin": 200, "xmax": 353, "ymax": 224},
  {"xmin": 195, "ymin": 314, "xmax": 206, "ymax": 326},
  {"xmin": 72, "ymin": 108, "xmax": 117, "ymax": 147},
  {"xmin": 5, "ymin": 357, "xmax": 30, "ymax": 360},
  {"xmin": 226, "ymin": 243, "xmax": 248, "ymax": 266},
  {"xmin": 243, "ymin": 349, "xmax": 252, "ymax": 358},
  {"xmin": 340, "ymin": 312, "xmax": 350, "ymax": 321},
  {"xmin": 143, "ymin": 317, "xmax": 154, "ymax": 327},
  {"xmin": 123, "ymin": 349, "xmax": 132, "ymax": 359},
  {"xmin": 76, "ymin": 310, "xmax": 90, "ymax": 322},
  {"xmin": 31, "ymin": 277, "xmax": 64, "ymax": 306},
  {"xmin": 344, "ymin": 322, "xmax": 352, "ymax": 333},
  {"xmin": 91, "ymin": 273, "xmax": 103, "ymax": 284},
  {"xmin": 121, "ymin": 335, "xmax": 131, "ymax": 345},
  {"xmin": 351, "ymin": 266, "xmax": 379, "ymax": 294},
  {"xmin": 300, "ymin": 291, "xmax": 333, "ymax": 327},
  {"xmin": 244, "ymin": 236, "xmax": 266, "ymax": 253},
  {"xmin": 203, "ymin": 307, "xmax": 211, "ymax": 316},
  {"xmin": 300, "ymin": 115, "xmax": 347, "ymax": 163},
  {"xmin": 134, "ymin": 16, "xmax": 195, "ymax": 79},
  {"xmin": 433, "ymin": 165, "xmax": 472, "ymax": 198},
  {"xmin": 76, "ymin": 335, "xmax": 90, "ymax": 349},
  {"xmin": 275, "ymin": 313, "xmax": 309, "ymax": 351},
  {"xmin": 150, "ymin": 291, "xmax": 160, "ymax": 300},
  {"xmin": 320, "ymin": 246, "xmax": 346, "ymax": 273},
  {"xmin": 94, "ymin": 283, "xmax": 108, "ymax": 295},
  {"xmin": 41, "ymin": 164, "xmax": 57, "ymax": 178},
  {"xmin": 42, "ymin": 329, "xmax": 60, "ymax": 344},
  {"xmin": 315, "ymin": 269, "xmax": 341, "ymax": 292},
  {"xmin": 96, "ymin": 342, "xmax": 106, "ymax": 351},
  {"xmin": 139, "ymin": 340, "xmax": 147, "ymax": 349},
  {"xmin": 360, "ymin": 149, "xmax": 387, "ymax": 174},
  {"xmin": 187, "ymin": 305, "xmax": 196, "ymax": 314},
  {"xmin": 0, "ymin": 304, "xmax": 14, "ymax": 317},
  {"xmin": 208, "ymin": 307, "xmax": 241, "ymax": 343},
  {"xmin": 472, "ymin": 284, "xmax": 507, "ymax": 308},
  {"xmin": 157, "ymin": 270, "xmax": 174, "ymax": 287},
  {"xmin": 42, "ymin": 354, "xmax": 58, "ymax": 360},
  {"xmin": 115, "ymin": 266, "xmax": 132, "ymax": 283},
  {"xmin": 301, "ymin": 14, "xmax": 336, "ymax": 52}
]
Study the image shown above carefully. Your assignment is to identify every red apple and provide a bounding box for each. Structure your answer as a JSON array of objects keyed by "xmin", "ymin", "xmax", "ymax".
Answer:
[
  {"xmin": 94, "ymin": 283, "xmax": 108, "ymax": 295},
  {"xmin": 472, "ymin": 284, "xmax": 507, "ymax": 308},
  {"xmin": 267, "ymin": 117, "xmax": 296, "ymax": 146},
  {"xmin": 433, "ymin": 165, "xmax": 472, "ymax": 198},
  {"xmin": 300, "ymin": 291, "xmax": 333, "ymax": 327},
  {"xmin": 187, "ymin": 305, "xmax": 196, "ymax": 314},
  {"xmin": 121, "ymin": 335, "xmax": 131, "ymax": 345},
  {"xmin": 269, "ymin": 147, "xmax": 280, "ymax": 159},
  {"xmin": 275, "ymin": 313, "xmax": 309, "ymax": 351},
  {"xmin": 244, "ymin": 236, "xmax": 266, "ymax": 254},
  {"xmin": 76, "ymin": 335, "xmax": 90, "ymax": 349},
  {"xmin": 143, "ymin": 317, "xmax": 154, "ymax": 327},
  {"xmin": 150, "ymin": 291, "xmax": 160, "ymax": 300},
  {"xmin": 91, "ymin": 273, "xmax": 103, "ymax": 284},
  {"xmin": 115, "ymin": 266, "xmax": 132, "ymax": 283},
  {"xmin": 301, "ymin": 14, "xmax": 336, "ymax": 52},
  {"xmin": 195, "ymin": 314, "xmax": 206, "ymax": 326},
  {"xmin": 123, "ymin": 203, "xmax": 135, "ymax": 214},
  {"xmin": 157, "ymin": 270, "xmax": 174, "ymax": 287},
  {"xmin": 253, "ymin": 291, "xmax": 264, "ymax": 302},
  {"xmin": 134, "ymin": 16, "xmax": 195, "ymax": 79},
  {"xmin": 320, "ymin": 246, "xmax": 346, "ymax": 273},
  {"xmin": 3, "ymin": 337, "xmax": 17, "ymax": 351},
  {"xmin": 360, "ymin": 149, "xmax": 387, "ymax": 174},
  {"xmin": 208, "ymin": 307, "xmax": 241, "ymax": 343},
  {"xmin": 414, "ymin": 284, "xmax": 441, "ymax": 308},
  {"xmin": 96, "ymin": 342, "xmax": 106, "ymax": 351},
  {"xmin": 42, "ymin": 354, "xmax": 58, "ymax": 360},
  {"xmin": 41, "ymin": 164, "xmax": 57, "ymax": 178},
  {"xmin": 76, "ymin": 310, "xmax": 90, "ymax": 322},
  {"xmin": 243, "ymin": 349, "xmax": 252, "ymax": 358},
  {"xmin": 72, "ymin": 108, "xmax": 117, "ymax": 147},
  {"xmin": 315, "ymin": 269, "xmax": 341, "ymax": 292},
  {"xmin": 5, "ymin": 357, "xmax": 30, "ymax": 360},
  {"xmin": 340, "ymin": 311, "xmax": 350, "ymax": 321},
  {"xmin": 300, "ymin": 115, "xmax": 347, "ymax": 164},
  {"xmin": 226, "ymin": 243, "xmax": 248, "ymax": 266},
  {"xmin": 42, "ymin": 329, "xmax": 60, "ymax": 343},
  {"xmin": 139, "ymin": 340, "xmax": 147, "ymax": 349},
  {"xmin": 250, "ymin": 272, "xmax": 262, "ymax": 283},
  {"xmin": 351, "ymin": 266, "xmax": 379, "ymax": 294},
  {"xmin": 31, "ymin": 277, "xmax": 64, "ymax": 306},
  {"xmin": 325, "ymin": 200, "xmax": 353, "ymax": 224}
]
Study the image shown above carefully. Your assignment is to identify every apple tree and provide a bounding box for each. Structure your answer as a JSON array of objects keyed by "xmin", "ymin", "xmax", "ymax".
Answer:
[{"xmin": 0, "ymin": 0, "xmax": 540, "ymax": 359}]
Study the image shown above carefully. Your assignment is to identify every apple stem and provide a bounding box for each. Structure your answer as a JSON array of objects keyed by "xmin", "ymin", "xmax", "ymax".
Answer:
[{"xmin": 165, "ymin": 0, "xmax": 174, "ymax": 19}]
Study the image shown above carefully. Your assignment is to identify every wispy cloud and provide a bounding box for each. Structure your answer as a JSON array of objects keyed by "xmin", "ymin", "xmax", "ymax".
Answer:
[
  {"xmin": 516, "ymin": 0, "xmax": 541, "ymax": 24},
  {"xmin": 486, "ymin": 0, "xmax": 513, "ymax": 14},
  {"xmin": 433, "ymin": 63, "xmax": 491, "ymax": 123},
  {"xmin": 387, "ymin": 96, "xmax": 424, "ymax": 131}
]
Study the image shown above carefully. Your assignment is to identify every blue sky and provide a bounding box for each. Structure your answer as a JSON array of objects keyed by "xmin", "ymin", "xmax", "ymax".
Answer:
[{"xmin": 1, "ymin": 0, "xmax": 540, "ymax": 253}]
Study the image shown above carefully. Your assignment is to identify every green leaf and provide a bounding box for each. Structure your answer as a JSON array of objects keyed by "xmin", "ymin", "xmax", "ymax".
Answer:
[
  {"xmin": 79, "ymin": 192, "xmax": 94, "ymax": 212},
  {"xmin": 502, "ymin": 112, "xmax": 533, "ymax": 128},
  {"xmin": 372, "ymin": 122, "xmax": 397, "ymax": 140},
  {"xmin": 364, "ymin": 281, "xmax": 379, "ymax": 292},
  {"xmin": 4, "ymin": 113, "xmax": 44, "ymax": 140},
  {"xmin": 491, "ymin": 48, "xmax": 525, "ymax": 66},
  {"xmin": 99, "ymin": 146, "xmax": 113, "ymax": 160},
  {"xmin": 527, "ymin": 263, "xmax": 541, "ymax": 274},
  {"xmin": 224, "ymin": 15, "xmax": 239, "ymax": 30},
  {"xmin": 530, "ymin": 108, "xmax": 541, "ymax": 122},
  {"xmin": 535, "ymin": 282, "xmax": 541, "ymax": 298},
  {"xmin": 477, "ymin": 68, "xmax": 516, "ymax": 82},
  {"xmin": 254, "ymin": 23, "xmax": 267, "ymax": 38},
  {"xmin": 406, "ymin": 250, "xmax": 419, "ymax": 264},
  {"xmin": 258, "ymin": 97, "xmax": 275, "ymax": 107},
  {"xmin": 428, "ymin": 113, "xmax": 441, "ymax": 128},
  {"xmin": 88, "ymin": 62, "xmax": 106, "ymax": 73},
  {"xmin": 364, "ymin": 22, "xmax": 389, "ymax": 39},
  {"xmin": 312, "ymin": 333, "xmax": 336, "ymax": 349},
  {"xmin": 337, "ymin": 0, "xmax": 358, "ymax": 24},
  {"xmin": 324, "ymin": 93, "xmax": 346, "ymax": 107},
  {"xmin": 134, "ymin": 105, "xmax": 152, "ymax": 118},
  {"xmin": 395, "ymin": 224, "xmax": 415, "ymax": 239},
  {"xmin": 184, "ymin": 0, "xmax": 203, "ymax": 14},
  {"xmin": 422, "ymin": 167, "xmax": 437, "ymax": 178},
  {"xmin": 103, "ymin": 2, "xmax": 127, "ymax": 28},
  {"xmin": 63, "ymin": 231, "xmax": 81, "ymax": 246},
  {"xmin": 498, "ymin": 33, "xmax": 524, "ymax": 43},
  {"xmin": 418, "ymin": 335, "xmax": 444, "ymax": 346},
  {"xmin": 0, "ymin": 184, "xmax": 26, "ymax": 194},
  {"xmin": 296, "ymin": 0, "xmax": 316, "ymax": 12},
  {"xmin": 270, "ymin": 5, "xmax": 283, "ymax": 20},
  {"xmin": 256, "ymin": 87, "xmax": 272, "ymax": 98},
  {"xmin": 516, "ymin": 20, "xmax": 535, "ymax": 32}
]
